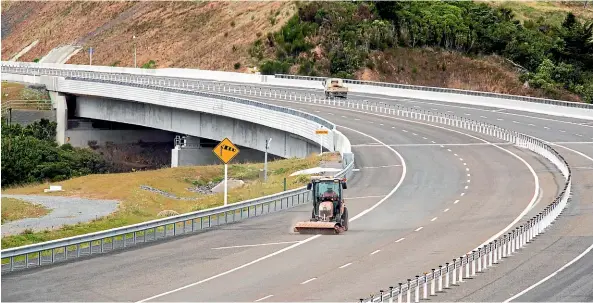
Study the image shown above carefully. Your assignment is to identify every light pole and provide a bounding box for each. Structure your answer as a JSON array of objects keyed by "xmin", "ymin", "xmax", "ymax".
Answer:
[
  {"xmin": 264, "ymin": 138, "xmax": 272, "ymax": 182},
  {"xmin": 133, "ymin": 35, "xmax": 137, "ymax": 68}
]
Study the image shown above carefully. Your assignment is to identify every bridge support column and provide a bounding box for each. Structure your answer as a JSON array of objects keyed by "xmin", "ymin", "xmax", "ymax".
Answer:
[{"xmin": 49, "ymin": 91, "xmax": 67, "ymax": 145}]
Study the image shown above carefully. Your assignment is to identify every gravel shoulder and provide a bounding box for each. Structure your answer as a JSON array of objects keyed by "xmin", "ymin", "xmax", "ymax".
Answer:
[{"xmin": 1, "ymin": 195, "xmax": 119, "ymax": 236}]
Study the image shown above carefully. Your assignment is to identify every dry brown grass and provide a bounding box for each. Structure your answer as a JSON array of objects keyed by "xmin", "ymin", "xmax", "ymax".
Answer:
[
  {"xmin": 1, "ymin": 1, "xmax": 296, "ymax": 71},
  {"xmin": 0, "ymin": 153, "xmax": 339, "ymax": 248},
  {"xmin": 361, "ymin": 48, "xmax": 581, "ymax": 102},
  {"xmin": 1, "ymin": 82, "xmax": 26, "ymax": 104},
  {"xmin": 1, "ymin": 197, "xmax": 50, "ymax": 224}
]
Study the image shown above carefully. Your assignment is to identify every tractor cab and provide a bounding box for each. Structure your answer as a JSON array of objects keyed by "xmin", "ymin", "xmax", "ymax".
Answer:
[{"xmin": 307, "ymin": 176, "xmax": 347, "ymax": 218}]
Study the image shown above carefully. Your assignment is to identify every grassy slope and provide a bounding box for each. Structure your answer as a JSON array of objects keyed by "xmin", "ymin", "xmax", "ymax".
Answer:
[
  {"xmin": 1, "ymin": 153, "xmax": 338, "ymax": 248},
  {"xmin": 1, "ymin": 1, "xmax": 589, "ymax": 98},
  {"xmin": 1, "ymin": 197, "xmax": 51, "ymax": 224}
]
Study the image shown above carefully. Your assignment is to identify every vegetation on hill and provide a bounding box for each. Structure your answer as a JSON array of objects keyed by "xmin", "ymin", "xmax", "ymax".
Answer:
[
  {"xmin": 1, "ymin": 119, "xmax": 109, "ymax": 188},
  {"xmin": 251, "ymin": 1, "xmax": 593, "ymax": 102}
]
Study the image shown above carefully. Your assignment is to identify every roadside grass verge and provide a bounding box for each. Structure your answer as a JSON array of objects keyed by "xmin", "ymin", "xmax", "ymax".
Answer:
[
  {"xmin": 1, "ymin": 153, "xmax": 341, "ymax": 249},
  {"xmin": 1, "ymin": 197, "xmax": 51, "ymax": 224}
]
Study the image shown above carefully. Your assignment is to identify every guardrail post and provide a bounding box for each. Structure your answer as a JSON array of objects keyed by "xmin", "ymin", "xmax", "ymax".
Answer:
[
  {"xmin": 493, "ymin": 240, "xmax": 499, "ymax": 264},
  {"xmin": 438, "ymin": 265, "xmax": 443, "ymax": 292},
  {"xmin": 398, "ymin": 283, "xmax": 403, "ymax": 303},
  {"xmin": 452, "ymin": 259, "xmax": 457, "ymax": 285},
  {"xmin": 414, "ymin": 276, "xmax": 420, "ymax": 302},
  {"xmin": 406, "ymin": 279, "xmax": 411, "ymax": 303},
  {"xmin": 423, "ymin": 273, "xmax": 428, "ymax": 299},
  {"xmin": 477, "ymin": 248, "xmax": 482, "ymax": 272},
  {"xmin": 471, "ymin": 251, "xmax": 476, "ymax": 276},
  {"xmin": 445, "ymin": 263, "xmax": 450, "ymax": 288},
  {"xmin": 460, "ymin": 256, "xmax": 466, "ymax": 282},
  {"xmin": 430, "ymin": 269, "xmax": 436, "ymax": 295},
  {"xmin": 488, "ymin": 242, "xmax": 493, "ymax": 267}
]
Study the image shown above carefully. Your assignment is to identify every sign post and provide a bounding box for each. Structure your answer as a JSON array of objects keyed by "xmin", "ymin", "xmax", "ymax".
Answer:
[
  {"xmin": 315, "ymin": 126, "xmax": 329, "ymax": 155},
  {"xmin": 264, "ymin": 138, "xmax": 272, "ymax": 182},
  {"xmin": 212, "ymin": 138, "xmax": 240, "ymax": 206}
]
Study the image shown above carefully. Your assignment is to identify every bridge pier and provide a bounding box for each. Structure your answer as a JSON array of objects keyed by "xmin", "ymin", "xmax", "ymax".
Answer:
[{"xmin": 49, "ymin": 91, "xmax": 68, "ymax": 145}]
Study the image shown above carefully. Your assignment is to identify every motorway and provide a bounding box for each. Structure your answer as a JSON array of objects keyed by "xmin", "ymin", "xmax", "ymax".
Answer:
[{"xmin": 2, "ymin": 79, "xmax": 592, "ymax": 302}]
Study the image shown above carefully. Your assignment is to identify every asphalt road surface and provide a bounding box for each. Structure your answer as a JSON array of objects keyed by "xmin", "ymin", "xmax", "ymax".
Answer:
[{"xmin": 2, "ymin": 81, "xmax": 591, "ymax": 302}]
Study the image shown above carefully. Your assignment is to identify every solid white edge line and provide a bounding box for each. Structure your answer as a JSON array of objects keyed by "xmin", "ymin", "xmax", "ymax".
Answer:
[
  {"xmin": 254, "ymin": 295, "xmax": 274, "ymax": 302},
  {"xmin": 135, "ymin": 123, "xmax": 408, "ymax": 303},
  {"xmin": 504, "ymin": 244, "xmax": 593, "ymax": 302}
]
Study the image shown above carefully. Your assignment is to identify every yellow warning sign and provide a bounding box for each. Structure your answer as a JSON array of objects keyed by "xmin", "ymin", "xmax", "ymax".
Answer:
[
  {"xmin": 315, "ymin": 129, "xmax": 329, "ymax": 135},
  {"xmin": 213, "ymin": 137, "xmax": 240, "ymax": 164}
]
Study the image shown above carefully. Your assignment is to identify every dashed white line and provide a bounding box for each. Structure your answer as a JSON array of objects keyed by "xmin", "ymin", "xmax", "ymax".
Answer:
[
  {"xmin": 459, "ymin": 158, "xmax": 463, "ymax": 161},
  {"xmin": 301, "ymin": 278, "xmax": 317, "ymax": 284},
  {"xmin": 460, "ymin": 192, "xmax": 466, "ymax": 196},
  {"xmin": 395, "ymin": 238, "xmax": 405, "ymax": 243},
  {"xmin": 402, "ymin": 130, "xmax": 408, "ymax": 133},
  {"xmin": 576, "ymin": 134, "xmax": 583, "ymax": 137},
  {"xmin": 212, "ymin": 241, "xmax": 301, "ymax": 250},
  {"xmin": 447, "ymin": 149, "xmax": 452, "ymax": 152},
  {"xmin": 528, "ymin": 123, "xmax": 535, "ymax": 126},
  {"xmin": 371, "ymin": 250, "xmax": 381, "ymax": 255},
  {"xmin": 255, "ymin": 295, "xmax": 274, "ymax": 302},
  {"xmin": 466, "ymin": 168, "xmax": 470, "ymax": 171},
  {"xmin": 454, "ymin": 200, "xmax": 460, "ymax": 204},
  {"xmin": 497, "ymin": 118, "xmax": 504, "ymax": 121},
  {"xmin": 355, "ymin": 118, "xmax": 360, "ymax": 121},
  {"xmin": 454, "ymin": 153, "xmax": 458, "ymax": 156},
  {"xmin": 339, "ymin": 262, "xmax": 353, "ymax": 269},
  {"xmin": 422, "ymin": 137, "xmax": 428, "ymax": 140},
  {"xmin": 463, "ymin": 163, "xmax": 467, "ymax": 166},
  {"xmin": 431, "ymin": 141, "xmax": 436, "ymax": 143},
  {"xmin": 440, "ymin": 145, "xmax": 445, "ymax": 148},
  {"xmin": 467, "ymin": 179, "xmax": 471, "ymax": 183},
  {"xmin": 560, "ymin": 130, "xmax": 566, "ymax": 133},
  {"xmin": 415, "ymin": 227, "xmax": 424, "ymax": 232},
  {"xmin": 465, "ymin": 185, "xmax": 469, "ymax": 189},
  {"xmin": 444, "ymin": 208, "xmax": 450, "ymax": 212},
  {"xmin": 480, "ymin": 116, "xmax": 488, "ymax": 119},
  {"xmin": 465, "ymin": 113, "xmax": 471, "ymax": 116},
  {"xmin": 431, "ymin": 217, "xmax": 437, "ymax": 222},
  {"xmin": 513, "ymin": 121, "xmax": 519, "ymax": 124},
  {"xmin": 369, "ymin": 121, "xmax": 374, "ymax": 124},
  {"xmin": 432, "ymin": 108, "xmax": 438, "ymax": 111},
  {"xmin": 544, "ymin": 126, "xmax": 550, "ymax": 129},
  {"xmin": 413, "ymin": 133, "xmax": 418, "ymax": 136},
  {"xmin": 467, "ymin": 173, "xmax": 471, "ymax": 177},
  {"xmin": 328, "ymin": 113, "xmax": 334, "ymax": 115},
  {"xmin": 341, "ymin": 116, "xmax": 347, "ymax": 118},
  {"xmin": 380, "ymin": 123, "xmax": 384, "ymax": 126}
]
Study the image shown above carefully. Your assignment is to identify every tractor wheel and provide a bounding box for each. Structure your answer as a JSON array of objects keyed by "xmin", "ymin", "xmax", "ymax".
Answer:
[{"xmin": 342, "ymin": 207, "xmax": 349, "ymax": 231}]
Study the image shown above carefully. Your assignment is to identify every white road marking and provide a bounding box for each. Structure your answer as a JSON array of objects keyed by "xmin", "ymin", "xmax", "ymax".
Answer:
[
  {"xmin": 466, "ymin": 168, "xmax": 470, "ymax": 171},
  {"xmin": 361, "ymin": 164, "xmax": 402, "ymax": 169},
  {"xmin": 467, "ymin": 173, "xmax": 471, "ymax": 177},
  {"xmin": 339, "ymin": 262, "xmax": 352, "ymax": 269},
  {"xmin": 352, "ymin": 168, "xmax": 360, "ymax": 172},
  {"xmin": 480, "ymin": 116, "xmax": 488, "ymax": 119},
  {"xmin": 454, "ymin": 200, "xmax": 460, "ymax": 204},
  {"xmin": 465, "ymin": 185, "xmax": 469, "ymax": 189},
  {"xmin": 413, "ymin": 133, "xmax": 418, "ymax": 136},
  {"xmin": 460, "ymin": 193, "xmax": 465, "ymax": 196},
  {"xmin": 422, "ymin": 137, "xmax": 427, "ymax": 140},
  {"xmin": 347, "ymin": 195, "xmax": 386, "ymax": 199},
  {"xmin": 371, "ymin": 250, "xmax": 381, "ymax": 255},
  {"xmin": 395, "ymin": 238, "xmax": 405, "ymax": 243},
  {"xmin": 355, "ymin": 118, "xmax": 360, "ymax": 121},
  {"xmin": 454, "ymin": 153, "xmax": 458, "ymax": 156},
  {"xmin": 402, "ymin": 130, "xmax": 408, "ymax": 132},
  {"xmin": 497, "ymin": 118, "xmax": 503, "ymax": 121},
  {"xmin": 544, "ymin": 126, "xmax": 550, "ymax": 129},
  {"xmin": 463, "ymin": 163, "xmax": 467, "ymax": 166},
  {"xmin": 447, "ymin": 149, "xmax": 452, "ymax": 152},
  {"xmin": 369, "ymin": 121, "xmax": 374, "ymax": 124},
  {"xmin": 432, "ymin": 108, "xmax": 438, "ymax": 111},
  {"xmin": 212, "ymin": 241, "xmax": 301, "ymax": 250},
  {"xmin": 444, "ymin": 208, "xmax": 450, "ymax": 212},
  {"xmin": 301, "ymin": 278, "xmax": 317, "ymax": 285},
  {"xmin": 513, "ymin": 121, "xmax": 519, "ymax": 124},
  {"xmin": 559, "ymin": 130, "xmax": 566, "ymax": 132},
  {"xmin": 431, "ymin": 141, "xmax": 436, "ymax": 143},
  {"xmin": 392, "ymin": 126, "xmax": 395, "ymax": 129},
  {"xmin": 465, "ymin": 113, "xmax": 471, "ymax": 116},
  {"xmin": 255, "ymin": 295, "xmax": 274, "ymax": 302},
  {"xmin": 576, "ymin": 134, "xmax": 582, "ymax": 137},
  {"xmin": 380, "ymin": 123, "xmax": 384, "ymax": 126},
  {"xmin": 467, "ymin": 179, "xmax": 471, "ymax": 183},
  {"xmin": 315, "ymin": 110, "xmax": 320, "ymax": 113},
  {"xmin": 459, "ymin": 158, "xmax": 463, "ymax": 161},
  {"xmin": 328, "ymin": 113, "xmax": 334, "ymax": 115},
  {"xmin": 431, "ymin": 217, "xmax": 437, "ymax": 222},
  {"xmin": 415, "ymin": 227, "xmax": 423, "ymax": 232},
  {"xmin": 440, "ymin": 145, "xmax": 445, "ymax": 147},
  {"xmin": 341, "ymin": 116, "xmax": 347, "ymax": 118},
  {"xmin": 135, "ymin": 125, "xmax": 407, "ymax": 303},
  {"xmin": 504, "ymin": 244, "xmax": 593, "ymax": 302},
  {"xmin": 528, "ymin": 124, "xmax": 535, "ymax": 126}
]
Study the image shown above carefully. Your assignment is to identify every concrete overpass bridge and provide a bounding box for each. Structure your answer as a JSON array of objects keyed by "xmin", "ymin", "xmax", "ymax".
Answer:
[{"xmin": 2, "ymin": 70, "xmax": 351, "ymax": 167}]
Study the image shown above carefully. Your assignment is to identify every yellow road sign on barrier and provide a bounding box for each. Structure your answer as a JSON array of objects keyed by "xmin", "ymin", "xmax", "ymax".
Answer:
[
  {"xmin": 315, "ymin": 129, "xmax": 329, "ymax": 135},
  {"xmin": 213, "ymin": 137, "xmax": 240, "ymax": 164}
]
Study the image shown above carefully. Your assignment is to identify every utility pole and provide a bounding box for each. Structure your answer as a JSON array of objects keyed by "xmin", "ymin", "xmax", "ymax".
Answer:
[{"xmin": 264, "ymin": 138, "xmax": 272, "ymax": 182}]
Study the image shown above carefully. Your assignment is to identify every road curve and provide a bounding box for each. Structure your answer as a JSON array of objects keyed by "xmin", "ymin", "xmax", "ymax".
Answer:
[{"xmin": 0, "ymin": 94, "xmax": 549, "ymax": 302}]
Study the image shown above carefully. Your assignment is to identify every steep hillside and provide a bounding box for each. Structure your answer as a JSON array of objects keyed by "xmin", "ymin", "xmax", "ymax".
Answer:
[
  {"xmin": 1, "ymin": 1, "xmax": 591, "ymax": 102},
  {"xmin": 1, "ymin": 1, "xmax": 296, "ymax": 71}
]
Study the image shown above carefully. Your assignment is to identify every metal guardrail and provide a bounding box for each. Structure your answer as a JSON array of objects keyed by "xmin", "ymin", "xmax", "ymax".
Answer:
[
  {"xmin": 210, "ymin": 88, "xmax": 571, "ymax": 303},
  {"xmin": 0, "ymin": 78, "xmax": 355, "ymax": 273},
  {"xmin": 1, "ymin": 100, "xmax": 52, "ymax": 115},
  {"xmin": 274, "ymin": 74, "xmax": 593, "ymax": 110}
]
